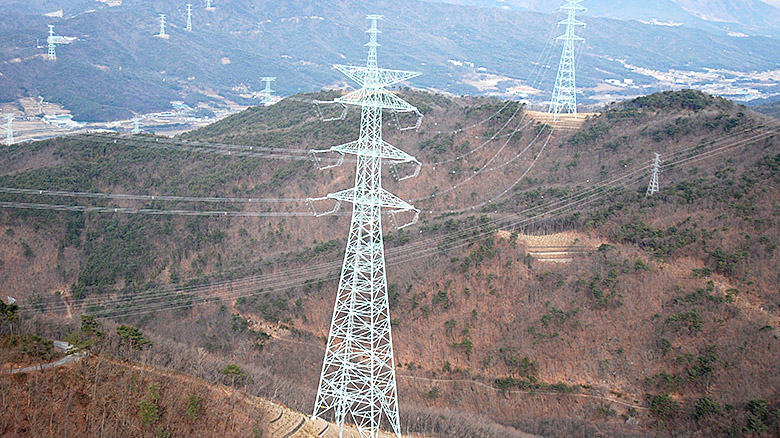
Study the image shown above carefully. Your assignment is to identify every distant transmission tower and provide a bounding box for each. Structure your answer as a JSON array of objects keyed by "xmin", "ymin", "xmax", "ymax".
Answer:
[
  {"xmin": 261, "ymin": 77, "xmax": 276, "ymax": 103},
  {"xmin": 47, "ymin": 25, "xmax": 56, "ymax": 60},
  {"xmin": 646, "ymin": 153, "xmax": 661, "ymax": 197},
  {"xmin": 186, "ymin": 4, "xmax": 193, "ymax": 31},
  {"xmin": 132, "ymin": 117, "xmax": 141, "ymax": 134},
  {"xmin": 549, "ymin": 0, "xmax": 586, "ymax": 120},
  {"xmin": 311, "ymin": 14, "xmax": 422, "ymax": 438},
  {"xmin": 157, "ymin": 14, "xmax": 168, "ymax": 38},
  {"xmin": 205, "ymin": 0, "xmax": 215, "ymax": 10},
  {"xmin": 5, "ymin": 115, "xmax": 13, "ymax": 146}
]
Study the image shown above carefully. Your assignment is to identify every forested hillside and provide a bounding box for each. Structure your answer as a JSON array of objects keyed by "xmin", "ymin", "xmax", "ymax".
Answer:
[{"xmin": 0, "ymin": 90, "xmax": 778, "ymax": 437}]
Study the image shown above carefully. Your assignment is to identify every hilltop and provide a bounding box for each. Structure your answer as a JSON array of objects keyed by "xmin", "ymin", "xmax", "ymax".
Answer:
[{"xmin": 0, "ymin": 89, "xmax": 779, "ymax": 437}]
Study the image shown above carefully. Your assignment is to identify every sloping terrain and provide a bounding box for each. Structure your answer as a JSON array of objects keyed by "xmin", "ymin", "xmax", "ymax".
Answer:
[
  {"xmin": 2, "ymin": 0, "xmax": 780, "ymax": 121},
  {"xmin": 0, "ymin": 90, "xmax": 779, "ymax": 437}
]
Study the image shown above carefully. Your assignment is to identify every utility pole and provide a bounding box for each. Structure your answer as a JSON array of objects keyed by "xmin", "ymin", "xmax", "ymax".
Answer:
[
  {"xmin": 5, "ymin": 115, "xmax": 13, "ymax": 146},
  {"xmin": 646, "ymin": 153, "xmax": 661, "ymax": 197},
  {"xmin": 157, "ymin": 14, "xmax": 168, "ymax": 38},
  {"xmin": 550, "ymin": 0, "xmax": 586, "ymax": 121},
  {"xmin": 186, "ymin": 4, "xmax": 193, "ymax": 31},
  {"xmin": 47, "ymin": 25, "xmax": 56, "ymax": 60},
  {"xmin": 261, "ymin": 77, "xmax": 276, "ymax": 103},
  {"xmin": 310, "ymin": 14, "xmax": 421, "ymax": 438}
]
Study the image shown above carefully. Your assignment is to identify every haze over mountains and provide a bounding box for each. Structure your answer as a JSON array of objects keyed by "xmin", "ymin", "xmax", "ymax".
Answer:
[
  {"xmin": 431, "ymin": 0, "xmax": 780, "ymax": 37},
  {"xmin": 1, "ymin": 0, "xmax": 779, "ymax": 122}
]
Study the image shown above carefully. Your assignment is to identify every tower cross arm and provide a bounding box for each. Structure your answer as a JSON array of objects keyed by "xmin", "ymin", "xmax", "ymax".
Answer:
[
  {"xmin": 328, "ymin": 139, "xmax": 419, "ymax": 164},
  {"xmin": 335, "ymin": 88, "xmax": 418, "ymax": 112},
  {"xmin": 327, "ymin": 188, "xmax": 416, "ymax": 212},
  {"xmin": 334, "ymin": 65, "xmax": 421, "ymax": 88}
]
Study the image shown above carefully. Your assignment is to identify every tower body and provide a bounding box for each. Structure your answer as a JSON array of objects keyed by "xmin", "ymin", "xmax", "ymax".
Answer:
[
  {"xmin": 646, "ymin": 153, "xmax": 661, "ymax": 196},
  {"xmin": 312, "ymin": 15, "xmax": 421, "ymax": 438},
  {"xmin": 550, "ymin": 0, "xmax": 586, "ymax": 120},
  {"xmin": 47, "ymin": 25, "xmax": 56, "ymax": 60},
  {"xmin": 5, "ymin": 115, "xmax": 13, "ymax": 146},
  {"xmin": 186, "ymin": 4, "xmax": 193, "ymax": 31},
  {"xmin": 261, "ymin": 77, "xmax": 276, "ymax": 103},
  {"xmin": 158, "ymin": 14, "xmax": 167, "ymax": 38}
]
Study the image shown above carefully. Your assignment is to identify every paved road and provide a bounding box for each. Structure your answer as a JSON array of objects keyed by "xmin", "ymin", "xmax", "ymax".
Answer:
[{"xmin": 1, "ymin": 341, "xmax": 86, "ymax": 375}]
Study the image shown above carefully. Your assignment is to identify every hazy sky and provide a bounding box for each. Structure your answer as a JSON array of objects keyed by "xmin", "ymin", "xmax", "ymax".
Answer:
[{"xmin": 763, "ymin": 0, "xmax": 780, "ymax": 7}]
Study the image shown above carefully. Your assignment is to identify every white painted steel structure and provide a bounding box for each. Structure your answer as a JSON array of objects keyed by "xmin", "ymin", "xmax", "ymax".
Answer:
[
  {"xmin": 5, "ymin": 115, "xmax": 13, "ymax": 146},
  {"xmin": 186, "ymin": 4, "xmax": 193, "ymax": 31},
  {"xmin": 310, "ymin": 15, "xmax": 421, "ymax": 438},
  {"xmin": 646, "ymin": 153, "xmax": 661, "ymax": 196},
  {"xmin": 47, "ymin": 25, "xmax": 56, "ymax": 60},
  {"xmin": 261, "ymin": 77, "xmax": 276, "ymax": 103},
  {"xmin": 550, "ymin": 0, "xmax": 586, "ymax": 120},
  {"xmin": 158, "ymin": 14, "xmax": 167, "ymax": 38}
]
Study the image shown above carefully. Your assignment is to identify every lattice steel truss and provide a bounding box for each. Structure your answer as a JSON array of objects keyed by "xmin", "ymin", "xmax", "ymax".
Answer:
[
  {"xmin": 311, "ymin": 15, "xmax": 421, "ymax": 438},
  {"xmin": 261, "ymin": 77, "xmax": 276, "ymax": 104},
  {"xmin": 550, "ymin": 0, "xmax": 586, "ymax": 120},
  {"xmin": 158, "ymin": 14, "xmax": 167, "ymax": 38},
  {"xmin": 186, "ymin": 4, "xmax": 193, "ymax": 31},
  {"xmin": 646, "ymin": 153, "xmax": 661, "ymax": 196},
  {"xmin": 5, "ymin": 115, "xmax": 13, "ymax": 146},
  {"xmin": 47, "ymin": 25, "xmax": 56, "ymax": 60}
]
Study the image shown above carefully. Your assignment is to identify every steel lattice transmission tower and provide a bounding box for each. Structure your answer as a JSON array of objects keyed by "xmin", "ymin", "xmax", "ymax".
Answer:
[
  {"xmin": 205, "ymin": 0, "xmax": 215, "ymax": 10},
  {"xmin": 5, "ymin": 115, "xmax": 13, "ymax": 146},
  {"xmin": 47, "ymin": 25, "xmax": 57, "ymax": 60},
  {"xmin": 549, "ymin": 0, "xmax": 586, "ymax": 120},
  {"xmin": 646, "ymin": 153, "xmax": 661, "ymax": 197},
  {"xmin": 310, "ymin": 15, "xmax": 422, "ymax": 438},
  {"xmin": 261, "ymin": 77, "xmax": 276, "ymax": 103},
  {"xmin": 157, "ymin": 14, "xmax": 168, "ymax": 38},
  {"xmin": 186, "ymin": 4, "xmax": 193, "ymax": 31},
  {"xmin": 132, "ymin": 117, "xmax": 141, "ymax": 134}
]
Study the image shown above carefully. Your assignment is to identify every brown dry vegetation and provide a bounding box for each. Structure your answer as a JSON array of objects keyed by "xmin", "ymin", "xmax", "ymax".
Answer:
[{"xmin": 1, "ymin": 90, "xmax": 779, "ymax": 437}]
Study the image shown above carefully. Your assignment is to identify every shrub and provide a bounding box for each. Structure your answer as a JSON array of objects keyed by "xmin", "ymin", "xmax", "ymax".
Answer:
[
  {"xmin": 692, "ymin": 396, "xmax": 720, "ymax": 421},
  {"xmin": 647, "ymin": 393, "xmax": 680, "ymax": 419}
]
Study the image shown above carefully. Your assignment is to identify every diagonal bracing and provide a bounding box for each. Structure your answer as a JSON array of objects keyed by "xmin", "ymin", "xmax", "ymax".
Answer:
[
  {"xmin": 549, "ymin": 0, "xmax": 586, "ymax": 120},
  {"xmin": 311, "ymin": 15, "xmax": 421, "ymax": 438}
]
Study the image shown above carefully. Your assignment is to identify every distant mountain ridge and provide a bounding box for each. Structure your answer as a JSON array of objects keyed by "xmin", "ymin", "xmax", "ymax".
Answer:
[
  {"xmin": 1, "ymin": 0, "xmax": 780, "ymax": 122},
  {"xmin": 428, "ymin": 0, "xmax": 780, "ymax": 36}
]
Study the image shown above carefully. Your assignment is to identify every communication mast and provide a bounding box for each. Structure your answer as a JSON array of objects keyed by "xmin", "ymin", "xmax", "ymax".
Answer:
[
  {"xmin": 47, "ymin": 25, "xmax": 57, "ymax": 60},
  {"xmin": 549, "ymin": 0, "xmax": 586, "ymax": 120},
  {"xmin": 157, "ymin": 14, "xmax": 168, "ymax": 38},
  {"xmin": 186, "ymin": 4, "xmax": 193, "ymax": 31},
  {"xmin": 646, "ymin": 153, "xmax": 661, "ymax": 197},
  {"xmin": 261, "ymin": 77, "xmax": 276, "ymax": 103},
  {"xmin": 310, "ymin": 14, "xmax": 422, "ymax": 438},
  {"xmin": 5, "ymin": 115, "xmax": 13, "ymax": 146}
]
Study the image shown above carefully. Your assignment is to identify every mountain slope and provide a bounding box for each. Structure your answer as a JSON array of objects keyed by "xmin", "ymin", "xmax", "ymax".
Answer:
[
  {"xmin": 1, "ymin": 90, "xmax": 778, "ymax": 437},
  {"xmin": 2, "ymin": 0, "xmax": 780, "ymax": 122}
]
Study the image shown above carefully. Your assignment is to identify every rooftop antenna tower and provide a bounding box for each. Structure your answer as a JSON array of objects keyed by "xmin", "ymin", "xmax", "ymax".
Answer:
[
  {"xmin": 646, "ymin": 153, "xmax": 661, "ymax": 197},
  {"xmin": 261, "ymin": 77, "xmax": 276, "ymax": 103},
  {"xmin": 310, "ymin": 14, "xmax": 422, "ymax": 438},
  {"xmin": 186, "ymin": 4, "xmax": 193, "ymax": 31},
  {"xmin": 205, "ymin": 0, "xmax": 214, "ymax": 10},
  {"xmin": 157, "ymin": 14, "xmax": 168, "ymax": 38},
  {"xmin": 5, "ymin": 115, "xmax": 13, "ymax": 146},
  {"xmin": 549, "ymin": 0, "xmax": 586, "ymax": 121},
  {"xmin": 47, "ymin": 25, "xmax": 57, "ymax": 60}
]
